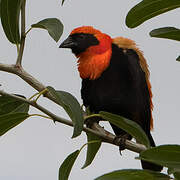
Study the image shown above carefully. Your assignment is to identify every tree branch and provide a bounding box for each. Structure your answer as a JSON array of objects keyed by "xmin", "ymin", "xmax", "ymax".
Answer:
[
  {"xmin": 0, "ymin": 63, "xmax": 58, "ymax": 103},
  {"xmin": 0, "ymin": 90, "xmax": 147, "ymax": 153}
]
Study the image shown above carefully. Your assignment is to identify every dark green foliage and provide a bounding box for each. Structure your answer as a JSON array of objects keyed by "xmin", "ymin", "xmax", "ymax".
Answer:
[
  {"xmin": 61, "ymin": 0, "xmax": 65, "ymax": 6},
  {"xmin": 82, "ymin": 133, "xmax": 102, "ymax": 169},
  {"xmin": 0, "ymin": 0, "xmax": 2, "ymax": 16},
  {"xmin": 95, "ymin": 169, "xmax": 170, "ymax": 180},
  {"xmin": 138, "ymin": 145, "xmax": 180, "ymax": 169},
  {"xmin": 0, "ymin": 112, "xmax": 29, "ymax": 136},
  {"xmin": 0, "ymin": 95, "xmax": 29, "ymax": 115},
  {"xmin": 176, "ymin": 56, "xmax": 180, "ymax": 62},
  {"xmin": 126, "ymin": 0, "xmax": 180, "ymax": 61},
  {"xmin": 59, "ymin": 150, "xmax": 80, "ymax": 180},
  {"xmin": 0, "ymin": 95, "xmax": 30, "ymax": 136},
  {"xmin": 47, "ymin": 86, "xmax": 84, "ymax": 138},
  {"xmin": 174, "ymin": 172, "xmax": 180, "ymax": 180},
  {"xmin": 31, "ymin": 18, "xmax": 63, "ymax": 42},
  {"xmin": 126, "ymin": 0, "xmax": 180, "ymax": 28},
  {"xmin": 0, "ymin": 0, "xmax": 22, "ymax": 44},
  {"xmin": 100, "ymin": 111, "xmax": 150, "ymax": 148},
  {"xmin": 150, "ymin": 27, "xmax": 180, "ymax": 41}
]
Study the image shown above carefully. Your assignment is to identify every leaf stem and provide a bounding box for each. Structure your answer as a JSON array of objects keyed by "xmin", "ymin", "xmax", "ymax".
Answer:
[
  {"xmin": 28, "ymin": 92, "xmax": 40, "ymax": 100},
  {"xmin": 84, "ymin": 114, "xmax": 102, "ymax": 120},
  {"xmin": 28, "ymin": 89, "xmax": 48, "ymax": 101},
  {"xmin": 16, "ymin": 44, "xmax": 20, "ymax": 55},
  {"xmin": 34, "ymin": 88, "xmax": 48, "ymax": 102},
  {"xmin": 30, "ymin": 113, "xmax": 52, "ymax": 120},
  {"xmin": 25, "ymin": 27, "xmax": 32, "ymax": 36}
]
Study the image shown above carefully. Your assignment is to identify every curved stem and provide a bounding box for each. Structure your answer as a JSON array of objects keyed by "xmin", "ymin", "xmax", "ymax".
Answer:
[
  {"xmin": 16, "ymin": 44, "xmax": 20, "ymax": 55},
  {"xmin": 28, "ymin": 89, "xmax": 48, "ymax": 101},
  {"xmin": 34, "ymin": 88, "xmax": 48, "ymax": 102},
  {"xmin": 25, "ymin": 27, "xmax": 32, "ymax": 36},
  {"xmin": 29, "ymin": 92, "xmax": 40, "ymax": 100},
  {"xmin": 30, "ymin": 113, "xmax": 52, "ymax": 120},
  {"xmin": 84, "ymin": 114, "xmax": 101, "ymax": 120}
]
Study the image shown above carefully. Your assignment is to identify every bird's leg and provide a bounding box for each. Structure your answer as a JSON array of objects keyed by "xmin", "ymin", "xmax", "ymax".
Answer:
[
  {"xmin": 84, "ymin": 114, "xmax": 102, "ymax": 128},
  {"xmin": 113, "ymin": 134, "xmax": 132, "ymax": 155}
]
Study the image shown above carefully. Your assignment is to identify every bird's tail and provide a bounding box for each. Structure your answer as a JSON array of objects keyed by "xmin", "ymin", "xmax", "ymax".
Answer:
[{"xmin": 141, "ymin": 133, "xmax": 163, "ymax": 171}]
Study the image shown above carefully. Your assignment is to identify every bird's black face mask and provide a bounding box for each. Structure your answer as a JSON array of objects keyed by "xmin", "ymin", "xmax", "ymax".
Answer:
[{"xmin": 59, "ymin": 33, "xmax": 99, "ymax": 55}]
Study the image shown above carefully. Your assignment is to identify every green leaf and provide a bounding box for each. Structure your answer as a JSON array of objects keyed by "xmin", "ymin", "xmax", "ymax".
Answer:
[
  {"xmin": 139, "ymin": 145, "xmax": 180, "ymax": 169},
  {"xmin": 82, "ymin": 133, "xmax": 102, "ymax": 169},
  {"xmin": 126, "ymin": 0, "xmax": 180, "ymax": 28},
  {"xmin": 0, "ymin": 0, "xmax": 22, "ymax": 43},
  {"xmin": 0, "ymin": 112, "xmax": 29, "ymax": 136},
  {"xmin": 174, "ymin": 172, "xmax": 180, "ymax": 180},
  {"xmin": 176, "ymin": 56, "xmax": 180, "ymax": 62},
  {"xmin": 47, "ymin": 86, "xmax": 84, "ymax": 138},
  {"xmin": 0, "ymin": 0, "xmax": 2, "ymax": 17},
  {"xmin": 59, "ymin": 150, "xmax": 80, "ymax": 180},
  {"xmin": 0, "ymin": 95, "xmax": 29, "ymax": 115},
  {"xmin": 150, "ymin": 27, "xmax": 180, "ymax": 41},
  {"xmin": 12, "ymin": 103, "xmax": 29, "ymax": 113},
  {"xmin": 95, "ymin": 169, "xmax": 170, "ymax": 180},
  {"xmin": 31, "ymin": 18, "xmax": 63, "ymax": 42},
  {"xmin": 100, "ymin": 111, "xmax": 150, "ymax": 148},
  {"xmin": 61, "ymin": 0, "xmax": 65, "ymax": 6}
]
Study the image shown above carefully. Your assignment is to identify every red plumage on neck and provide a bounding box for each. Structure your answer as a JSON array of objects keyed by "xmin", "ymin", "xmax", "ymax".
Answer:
[{"xmin": 71, "ymin": 26, "xmax": 112, "ymax": 80}]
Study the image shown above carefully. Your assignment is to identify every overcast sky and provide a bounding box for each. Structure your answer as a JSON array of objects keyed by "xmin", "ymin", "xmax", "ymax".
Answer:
[{"xmin": 0, "ymin": 0, "xmax": 180, "ymax": 180}]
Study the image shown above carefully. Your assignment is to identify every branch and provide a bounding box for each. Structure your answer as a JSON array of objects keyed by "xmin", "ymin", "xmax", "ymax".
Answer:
[
  {"xmin": 16, "ymin": 0, "xmax": 26, "ymax": 66},
  {"xmin": 0, "ymin": 90, "xmax": 147, "ymax": 153},
  {"xmin": 0, "ymin": 63, "xmax": 58, "ymax": 103}
]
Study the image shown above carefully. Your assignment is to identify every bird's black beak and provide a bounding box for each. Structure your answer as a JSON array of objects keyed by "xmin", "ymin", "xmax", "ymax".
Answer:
[{"xmin": 59, "ymin": 36, "xmax": 77, "ymax": 49}]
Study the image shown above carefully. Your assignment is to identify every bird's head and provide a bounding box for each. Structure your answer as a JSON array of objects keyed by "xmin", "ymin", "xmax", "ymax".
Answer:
[
  {"xmin": 59, "ymin": 26, "xmax": 112, "ymax": 56},
  {"xmin": 59, "ymin": 26, "xmax": 112, "ymax": 79}
]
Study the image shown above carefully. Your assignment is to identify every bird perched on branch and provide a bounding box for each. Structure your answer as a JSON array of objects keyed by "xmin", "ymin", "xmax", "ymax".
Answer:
[{"xmin": 59, "ymin": 26, "xmax": 162, "ymax": 171}]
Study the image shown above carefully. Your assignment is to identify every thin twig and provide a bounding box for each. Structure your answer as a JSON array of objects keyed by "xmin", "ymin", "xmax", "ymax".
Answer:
[
  {"xmin": 16, "ymin": 0, "xmax": 26, "ymax": 66},
  {"xmin": 0, "ymin": 90, "xmax": 147, "ymax": 153}
]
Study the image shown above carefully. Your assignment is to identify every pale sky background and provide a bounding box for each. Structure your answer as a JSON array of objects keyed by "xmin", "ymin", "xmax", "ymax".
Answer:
[{"xmin": 0, "ymin": 0, "xmax": 180, "ymax": 180}]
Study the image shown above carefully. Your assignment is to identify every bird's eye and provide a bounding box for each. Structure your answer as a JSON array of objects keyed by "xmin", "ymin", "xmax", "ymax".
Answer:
[{"xmin": 78, "ymin": 34, "xmax": 86, "ymax": 40}]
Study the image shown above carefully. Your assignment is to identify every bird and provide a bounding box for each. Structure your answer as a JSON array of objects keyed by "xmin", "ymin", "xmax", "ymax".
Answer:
[{"xmin": 59, "ymin": 26, "xmax": 162, "ymax": 171}]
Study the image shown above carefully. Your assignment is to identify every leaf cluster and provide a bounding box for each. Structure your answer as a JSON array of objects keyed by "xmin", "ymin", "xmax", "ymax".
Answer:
[{"xmin": 126, "ymin": 0, "xmax": 180, "ymax": 60}]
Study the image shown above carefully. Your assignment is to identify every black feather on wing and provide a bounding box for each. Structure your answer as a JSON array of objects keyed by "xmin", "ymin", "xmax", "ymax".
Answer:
[{"xmin": 81, "ymin": 43, "xmax": 151, "ymax": 134}]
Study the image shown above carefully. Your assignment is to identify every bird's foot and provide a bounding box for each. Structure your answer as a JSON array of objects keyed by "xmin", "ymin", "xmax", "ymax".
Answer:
[
  {"xmin": 113, "ymin": 134, "xmax": 131, "ymax": 155},
  {"xmin": 84, "ymin": 114, "xmax": 102, "ymax": 128}
]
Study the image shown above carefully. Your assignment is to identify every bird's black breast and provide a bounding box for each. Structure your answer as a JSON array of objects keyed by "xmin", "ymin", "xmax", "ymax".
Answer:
[{"xmin": 81, "ymin": 43, "xmax": 151, "ymax": 132}]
